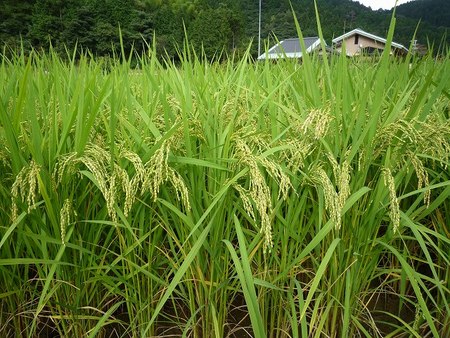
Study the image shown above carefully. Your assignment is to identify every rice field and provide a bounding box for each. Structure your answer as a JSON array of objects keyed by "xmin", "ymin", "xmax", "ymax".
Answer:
[{"xmin": 1, "ymin": 28, "xmax": 450, "ymax": 337}]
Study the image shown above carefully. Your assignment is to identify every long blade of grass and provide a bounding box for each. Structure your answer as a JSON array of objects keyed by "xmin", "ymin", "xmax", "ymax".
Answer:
[
  {"xmin": 376, "ymin": 240, "xmax": 440, "ymax": 338},
  {"xmin": 299, "ymin": 238, "xmax": 340, "ymax": 321},
  {"xmin": 223, "ymin": 215, "xmax": 266, "ymax": 338},
  {"xmin": 141, "ymin": 218, "xmax": 213, "ymax": 336},
  {"xmin": 0, "ymin": 212, "xmax": 25, "ymax": 250},
  {"xmin": 87, "ymin": 300, "xmax": 125, "ymax": 338}
]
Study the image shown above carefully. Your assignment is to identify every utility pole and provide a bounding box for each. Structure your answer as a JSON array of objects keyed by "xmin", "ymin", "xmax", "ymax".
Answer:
[{"xmin": 258, "ymin": 0, "xmax": 262, "ymax": 57}]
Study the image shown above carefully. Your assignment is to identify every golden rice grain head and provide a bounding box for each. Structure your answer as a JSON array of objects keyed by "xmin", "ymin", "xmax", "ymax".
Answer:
[
  {"xmin": 382, "ymin": 167, "xmax": 400, "ymax": 234},
  {"xmin": 247, "ymin": 160, "xmax": 272, "ymax": 219},
  {"xmin": 420, "ymin": 115, "xmax": 450, "ymax": 169},
  {"xmin": 219, "ymin": 97, "xmax": 236, "ymax": 123},
  {"xmin": 250, "ymin": 134, "xmax": 271, "ymax": 154},
  {"xmin": 167, "ymin": 95, "xmax": 182, "ymax": 113},
  {"xmin": 281, "ymin": 138, "xmax": 314, "ymax": 173},
  {"xmin": 10, "ymin": 160, "xmax": 41, "ymax": 221},
  {"xmin": 409, "ymin": 153, "xmax": 431, "ymax": 208},
  {"xmin": 0, "ymin": 145, "xmax": 10, "ymax": 168},
  {"xmin": 233, "ymin": 184, "xmax": 256, "ymax": 221},
  {"xmin": 52, "ymin": 152, "xmax": 78, "ymax": 187},
  {"xmin": 26, "ymin": 161, "xmax": 41, "ymax": 213},
  {"xmin": 302, "ymin": 108, "xmax": 333, "ymax": 140},
  {"xmin": 372, "ymin": 120, "xmax": 419, "ymax": 157},
  {"xmin": 250, "ymin": 188, "xmax": 272, "ymax": 251},
  {"xmin": 54, "ymin": 146, "xmax": 120, "ymax": 221},
  {"xmin": 259, "ymin": 157, "xmax": 292, "ymax": 201},
  {"xmin": 260, "ymin": 211, "xmax": 273, "ymax": 252},
  {"xmin": 326, "ymin": 153, "xmax": 340, "ymax": 187},
  {"xmin": 397, "ymin": 119, "xmax": 422, "ymax": 145},
  {"xmin": 7, "ymin": 97, "xmax": 14, "ymax": 113},
  {"xmin": 130, "ymin": 82, "xmax": 143, "ymax": 99},
  {"xmin": 234, "ymin": 139, "xmax": 274, "ymax": 252},
  {"xmin": 234, "ymin": 112, "xmax": 258, "ymax": 136},
  {"xmin": 119, "ymin": 149, "xmax": 146, "ymax": 183},
  {"xmin": 117, "ymin": 149, "xmax": 146, "ymax": 216},
  {"xmin": 311, "ymin": 151, "xmax": 352, "ymax": 231},
  {"xmin": 114, "ymin": 165, "xmax": 135, "ymax": 217},
  {"xmin": 60, "ymin": 199, "xmax": 73, "ymax": 245},
  {"xmin": 189, "ymin": 118, "xmax": 207, "ymax": 144},
  {"xmin": 78, "ymin": 149, "xmax": 108, "ymax": 197},
  {"xmin": 167, "ymin": 167, "xmax": 191, "ymax": 211},
  {"xmin": 328, "ymin": 151, "xmax": 352, "ymax": 213},
  {"xmin": 142, "ymin": 138, "xmax": 191, "ymax": 211},
  {"xmin": 312, "ymin": 166, "xmax": 341, "ymax": 230},
  {"xmin": 59, "ymin": 144, "xmax": 154, "ymax": 220},
  {"xmin": 143, "ymin": 139, "xmax": 170, "ymax": 201},
  {"xmin": 412, "ymin": 303, "xmax": 423, "ymax": 332},
  {"xmin": 152, "ymin": 111, "xmax": 166, "ymax": 132},
  {"xmin": 358, "ymin": 149, "xmax": 365, "ymax": 172},
  {"xmin": 105, "ymin": 169, "xmax": 118, "ymax": 222},
  {"xmin": 78, "ymin": 145, "xmax": 118, "ymax": 221}
]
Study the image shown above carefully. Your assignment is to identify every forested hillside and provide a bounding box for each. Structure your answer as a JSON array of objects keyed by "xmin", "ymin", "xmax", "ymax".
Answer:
[
  {"xmin": 396, "ymin": 0, "xmax": 450, "ymax": 28},
  {"xmin": 0, "ymin": 0, "xmax": 448, "ymax": 59}
]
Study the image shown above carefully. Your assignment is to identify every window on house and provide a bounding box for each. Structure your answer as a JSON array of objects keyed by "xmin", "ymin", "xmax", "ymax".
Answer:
[{"xmin": 354, "ymin": 35, "xmax": 359, "ymax": 45}]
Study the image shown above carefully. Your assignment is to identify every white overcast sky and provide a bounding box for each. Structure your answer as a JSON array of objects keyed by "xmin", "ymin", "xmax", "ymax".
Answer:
[{"xmin": 353, "ymin": 0, "xmax": 414, "ymax": 10}]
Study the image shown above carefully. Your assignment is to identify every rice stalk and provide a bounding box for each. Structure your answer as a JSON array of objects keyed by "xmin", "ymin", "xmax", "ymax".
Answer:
[
  {"xmin": 382, "ymin": 167, "xmax": 401, "ymax": 234},
  {"xmin": 59, "ymin": 198, "xmax": 75, "ymax": 245},
  {"xmin": 10, "ymin": 160, "xmax": 41, "ymax": 221},
  {"xmin": 309, "ymin": 152, "xmax": 351, "ymax": 230}
]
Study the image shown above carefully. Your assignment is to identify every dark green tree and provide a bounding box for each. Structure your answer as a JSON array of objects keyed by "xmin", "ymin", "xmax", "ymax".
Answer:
[
  {"xmin": 0, "ymin": 0, "xmax": 36, "ymax": 49},
  {"xmin": 29, "ymin": 0, "xmax": 68, "ymax": 49},
  {"xmin": 189, "ymin": 6, "xmax": 243, "ymax": 59}
]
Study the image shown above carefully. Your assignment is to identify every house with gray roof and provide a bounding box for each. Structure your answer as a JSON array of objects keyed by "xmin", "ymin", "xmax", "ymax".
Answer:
[
  {"xmin": 332, "ymin": 28, "xmax": 408, "ymax": 56},
  {"xmin": 257, "ymin": 37, "xmax": 325, "ymax": 60}
]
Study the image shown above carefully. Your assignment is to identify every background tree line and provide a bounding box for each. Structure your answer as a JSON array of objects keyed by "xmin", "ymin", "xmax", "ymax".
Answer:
[{"xmin": 0, "ymin": 0, "xmax": 448, "ymax": 60}]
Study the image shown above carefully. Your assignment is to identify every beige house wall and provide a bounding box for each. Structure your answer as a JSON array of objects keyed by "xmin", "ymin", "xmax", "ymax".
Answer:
[{"xmin": 336, "ymin": 34, "xmax": 386, "ymax": 56}]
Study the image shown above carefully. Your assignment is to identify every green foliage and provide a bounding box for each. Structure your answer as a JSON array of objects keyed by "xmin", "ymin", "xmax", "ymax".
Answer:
[
  {"xmin": 1, "ymin": 33, "xmax": 450, "ymax": 337},
  {"xmin": 397, "ymin": 0, "xmax": 450, "ymax": 28},
  {"xmin": 189, "ymin": 6, "xmax": 242, "ymax": 59},
  {"xmin": 1, "ymin": 0, "xmax": 448, "ymax": 59},
  {"xmin": 0, "ymin": 0, "xmax": 35, "ymax": 49}
]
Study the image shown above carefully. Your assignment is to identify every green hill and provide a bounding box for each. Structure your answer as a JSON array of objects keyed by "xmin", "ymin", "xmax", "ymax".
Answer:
[
  {"xmin": 0, "ymin": 0, "xmax": 448, "ymax": 58},
  {"xmin": 396, "ymin": 0, "xmax": 450, "ymax": 28}
]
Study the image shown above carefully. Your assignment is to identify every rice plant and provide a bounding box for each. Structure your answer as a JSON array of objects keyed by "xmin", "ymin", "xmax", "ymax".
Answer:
[{"xmin": 1, "ymin": 17, "xmax": 449, "ymax": 338}]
